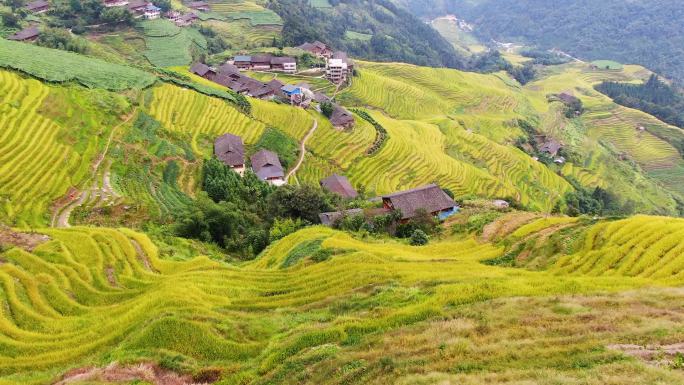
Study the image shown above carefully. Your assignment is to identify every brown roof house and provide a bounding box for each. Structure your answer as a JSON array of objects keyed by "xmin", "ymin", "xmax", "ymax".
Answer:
[
  {"xmin": 330, "ymin": 105, "xmax": 355, "ymax": 129},
  {"xmin": 250, "ymin": 54, "xmax": 273, "ymax": 70},
  {"xmin": 320, "ymin": 174, "xmax": 358, "ymax": 199},
  {"xmin": 538, "ymin": 138, "xmax": 562, "ymax": 157},
  {"xmin": 298, "ymin": 41, "xmax": 333, "ymax": 58},
  {"xmin": 190, "ymin": 62, "xmax": 216, "ymax": 80},
  {"xmin": 214, "ymin": 133, "xmax": 245, "ymax": 176},
  {"xmin": 251, "ymin": 149, "xmax": 286, "ymax": 186},
  {"xmin": 25, "ymin": 0, "xmax": 50, "ymax": 13},
  {"xmin": 382, "ymin": 184, "xmax": 458, "ymax": 221},
  {"xmin": 7, "ymin": 26, "xmax": 40, "ymax": 42},
  {"xmin": 270, "ymin": 56, "xmax": 297, "ymax": 74}
]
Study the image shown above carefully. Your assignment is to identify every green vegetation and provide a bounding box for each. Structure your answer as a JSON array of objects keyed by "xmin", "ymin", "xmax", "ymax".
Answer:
[
  {"xmin": 592, "ymin": 60, "xmax": 624, "ymax": 71},
  {"xmin": 0, "ymin": 39, "xmax": 156, "ymax": 90},
  {"xmin": 596, "ymin": 75, "xmax": 684, "ymax": 128},
  {"xmin": 254, "ymin": 128, "xmax": 299, "ymax": 170},
  {"xmin": 4, "ymin": 215, "xmax": 684, "ymax": 383},
  {"xmin": 402, "ymin": 0, "xmax": 684, "ymax": 83},
  {"xmin": 140, "ymin": 19, "xmax": 207, "ymax": 67}
]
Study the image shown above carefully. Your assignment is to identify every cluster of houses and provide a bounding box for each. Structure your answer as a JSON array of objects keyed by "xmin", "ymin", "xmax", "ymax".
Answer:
[
  {"xmin": 190, "ymin": 60, "xmax": 355, "ymax": 128},
  {"xmin": 214, "ymin": 134, "xmax": 286, "ymax": 186},
  {"xmin": 297, "ymin": 41, "xmax": 355, "ymax": 84},
  {"xmin": 103, "ymin": 0, "xmax": 162, "ymax": 19},
  {"xmin": 214, "ymin": 133, "xmax": 459, "ymax": 225}
]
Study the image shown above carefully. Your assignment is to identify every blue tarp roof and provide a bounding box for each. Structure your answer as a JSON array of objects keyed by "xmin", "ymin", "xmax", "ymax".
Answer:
[
  {"xmin": 281, "ymin": 85, "xmax": 301, "ymax": 95},
  {"xmin": 234, "ymin": 55, "xmax": 251, "ymax": 62}
]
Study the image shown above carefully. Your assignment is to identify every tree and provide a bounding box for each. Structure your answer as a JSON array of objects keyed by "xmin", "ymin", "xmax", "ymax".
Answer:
[
  {"xmin": 320, "ymin": 101, "xmax": 334, "ymax": 118},
  {"xmin": 267, "ymin": 184, "xmax": 334, "ymax": 224},
  {"xmin": 36, "ymin": 28, "xmax": 88, "ymax": 54},
  {"xmin": 153, "ymin": 0, "xmax": 171, "ymax": 13},
  {"xmin": 1, "ymin": 12, "xmax": 20, "ymax": 28},
  {"xmin": 409, "ymin": 229, "xmax": 429, "ymax": 246},
  {"xmin": 99, "ymin": 7, "xmax": 133, "ymax": 25}
]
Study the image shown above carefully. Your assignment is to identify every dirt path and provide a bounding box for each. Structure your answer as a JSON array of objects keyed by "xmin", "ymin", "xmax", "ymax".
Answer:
[
  {"xmin": 286, "ymin": 119, "xmax": 318, "ymax": 182},
  {"xmin": 51, "ymin": 112, "xmax": 136, "ymax": 228}
]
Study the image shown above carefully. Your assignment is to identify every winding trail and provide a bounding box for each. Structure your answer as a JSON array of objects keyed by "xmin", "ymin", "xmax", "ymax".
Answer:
[
  {"xmin": 51, "ymin": 112, "xmax": 136, "ymax": 228},
  {"xmin": 286, "ymin": 119, "xmax": 318, "ymax": 182}
]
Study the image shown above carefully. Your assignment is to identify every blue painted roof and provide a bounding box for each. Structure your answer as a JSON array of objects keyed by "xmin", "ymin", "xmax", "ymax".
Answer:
[
  {"xmin": 281, "ymin": 85, "xmax": 301, "ymax": 95},
  {"xmin": 234, "ymin": 55, "xmax": 251, "ymax": 62}
]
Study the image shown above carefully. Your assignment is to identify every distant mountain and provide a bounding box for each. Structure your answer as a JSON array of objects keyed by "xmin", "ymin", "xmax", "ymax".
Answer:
[
  {"xmin": 396, "ymin": 0, "xmax": 684, "ymax": 84},
  {"xmin": 268, "ymin": 0, "xmax": 467, "ymax": 69}
]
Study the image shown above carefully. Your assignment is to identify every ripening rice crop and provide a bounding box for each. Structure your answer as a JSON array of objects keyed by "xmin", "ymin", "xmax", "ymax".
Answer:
[
  {"xmin": 146, "ymin": 83, "xmax": 265, "ymax": 153},
  {"xmin": 2, "ymin": 219, "xmax": 682, "ymax": 383},
  {"xmin": 0, "ymin": 71, "xmax": 105, "ymax": 227}
]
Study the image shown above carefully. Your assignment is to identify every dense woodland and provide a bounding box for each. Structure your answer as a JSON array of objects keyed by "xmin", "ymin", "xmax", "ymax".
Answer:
[
  {"xmin": 268, "ymin": 0, "xmax": 467, "ymax": 69},
  {"xmin": 398, "ymin": 0, "xmax": 684, "ymax": 84},
  {"xmin": 596, "ymin": 75, "xmax": 684, "ymax": 129}
]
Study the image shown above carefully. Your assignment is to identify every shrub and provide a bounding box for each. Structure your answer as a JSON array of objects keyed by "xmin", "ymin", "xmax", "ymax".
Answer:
[
  {"xmin": 321, "ymin": 101, "xmax": 334, "ymax": 118},
  {"xmin": 410, "ymin": 229, "xmax": 429, "ymax": 246}
]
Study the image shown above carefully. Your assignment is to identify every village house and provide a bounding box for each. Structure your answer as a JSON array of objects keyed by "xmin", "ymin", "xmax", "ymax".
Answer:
[
  {"xmin": 214, "ymin": 134, "xmax": 245, "ymax": 176},
  {"xmin": 25, "ymin": 0, "xmax": 50, "ymax": 13},
  {"xmin": 250, "ymin": 55, "xmax": 273, "ymax": 70},
  {"xmin": 537, "ymin": 137, "xmax": 562, "ymax": 157},
  {"xmin": 319, "ymin": 208, "xmax": 363, "ymax": 227},
  {"xmin": 270, "ymin": 56, "xmax": 297, "ymax": 74},
  {"xmin": 325, "ymin": 58, "xmax": 348, "ymax": 84},
  {"xmin": 320, "ymin": 174, "xmax": 358, "ymax": 199},
  {"xmin": 190, "ymin": 62, "xmax": 216, "ymax": 79},
  {"xmin": 127, "ymin": 0, "xmax": 149, "ymax": 17},
  {"xmin": 381, "ymin": 184, "xmax": 458, "ymax": 222},
  {"xmin": 143, "ymin": 3, "xmax": 161, "ymax": 19},
  {"xmin": 267, "ymin": 79, "xmax": 285, "ymax": 97},
  {"xmin": 7, "ymin": 26, "xmax": 40, "ymax": 42},
  {"xmin": 330, "ymin": 105, "xmax": 355, "ymax": 129},
  {"xmin": 233, "ymin": 55, "xmax": 252, "ymax": 70},
  {"xmin": 251, "ymin": 149, "xmax": 286, "ymax": 186},
  {"xmin": 297, "ymin": 41, "xmax": 333, "ymax": 58},
  {"xmin": 174, "ymin": 12, "xmax": 198, "ymax": 27},
  {"xmin": 104, "ymin": 0, "xmax": 129, "ymax": 7},
  {"xmin": 187, "ymin": 1, "xmax": 209, "ymax": 12}
]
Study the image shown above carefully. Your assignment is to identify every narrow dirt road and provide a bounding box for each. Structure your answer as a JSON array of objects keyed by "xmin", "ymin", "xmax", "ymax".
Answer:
[
  {"xmin": 51, "ymin": 112, "xmax": 136, "ymax": 228},
  {"xmin": 286, "ymin": 119, "xmax": 318, "ymax": 182}
]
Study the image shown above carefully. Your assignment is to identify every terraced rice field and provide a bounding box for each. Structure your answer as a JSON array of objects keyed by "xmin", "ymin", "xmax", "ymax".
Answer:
[
  {"xmin": 3, "ymin": 216, "xmax": 684, "ymax": 383},
  {"xmin": 141, "ymin": 19, "xmax": 207, "ymax": 67},
  {"xmin": 146, "ymin": 83, "xmax": 265, "ymax": 153},
  {"xmin": 0, "ymin": 71, "xmax": 106, "ymax": 227}
]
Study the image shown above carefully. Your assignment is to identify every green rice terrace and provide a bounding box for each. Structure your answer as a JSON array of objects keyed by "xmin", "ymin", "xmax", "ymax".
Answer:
[{"xmin": 2, "ymin": 8, "xmax": 684, "ymax": 381}]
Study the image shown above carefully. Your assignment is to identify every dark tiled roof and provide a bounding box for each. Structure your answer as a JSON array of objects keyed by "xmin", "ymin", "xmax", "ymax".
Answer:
[
  {"xmin": 319, "ymin": 208, "xmax": 364, "ymax": 226},
  {"xmin": 270, "ymin": 56, "xmax": 295, "ymax": 65},
  {"xmin": 267, "ymin": 79, "xmax": 285, "ymax": 92},
  {"xmin": 214, "ymin": 133, "xmax": 244, "ymax": 167},
  {"xmin": 539, "ymin": 139, "xmax": 562, "ymax": 155},
  {"xmin": 330, "ymin": 105, "xmax": 354, "ymax": 127},
  {"xmin": 251, "ymin": 54, "xmax": 273, "ymax": 64},
  {"xmin": 8, "ymin": 26, "xmax": 40, "ymax": 41},
  {"xmin": 313, "ymin": 40, "xmax": 327, "ymax": 49},
  {"xmin": 320, "ymin": 174, "xmax": 358, "ymax": 199},
  {"xmin": 190, "ymin": 62, "xmax": 211, "ymax": 77},
  {"xmin": 382, "ymin": 184, "xmax": 456, "ymax": 220},
  {"xmin": 26, "ymin": 0, "xmax": 49, "ymax": 11},
  {"xmin": 217, "ymin": 62, "xmax": 240, "ymax": 75},
  {"xmin": 251, "ymin": 149, "xmax": 284, "ymax": 180},
  {"xmin": 313, "ymin": 92, "xmax": 330, "ymax": 103},
  {"xmin": 127, "ymin": 0, "xmax": 147, "ymax": 10}
]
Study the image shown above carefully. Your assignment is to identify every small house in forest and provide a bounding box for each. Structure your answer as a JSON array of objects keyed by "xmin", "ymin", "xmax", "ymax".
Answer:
[
  {"xmin": 214, "ymin": 134, "xmax": 245, "ymax": 176},
  {"xmin": 320, "ymin": 174, "xmax": 358, "ymax": 199},
  {"xmin": 381, "ymin": 184, "xmax": 457, "ymax": 221},
  {"xmin": 251, "ymin": 149, "xmax": 286, "ymax": 186}
]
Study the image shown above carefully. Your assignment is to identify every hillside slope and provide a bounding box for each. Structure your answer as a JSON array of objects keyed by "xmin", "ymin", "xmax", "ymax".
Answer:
[{"xmin": 3, "ymin": 217, "xmax": 684, "ymax": 383}]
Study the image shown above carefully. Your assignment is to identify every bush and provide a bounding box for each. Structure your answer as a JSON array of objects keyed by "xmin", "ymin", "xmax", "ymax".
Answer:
[
  {"xmin": 321, "ymin": 101, "xmax": 334, "ymax": 118},
  {"xmin": 409, "ymin": 229, "xmax": 429, "ymax": 246}
]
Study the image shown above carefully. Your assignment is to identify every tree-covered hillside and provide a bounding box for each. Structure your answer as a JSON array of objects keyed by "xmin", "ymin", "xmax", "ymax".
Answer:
[
  {"xmin": 396, "ymin": 0, "xmax": 684, "ymax": 84},
  {"xmin": 268, "ymin": 0, "xmax": 467, "ymax": 68}
]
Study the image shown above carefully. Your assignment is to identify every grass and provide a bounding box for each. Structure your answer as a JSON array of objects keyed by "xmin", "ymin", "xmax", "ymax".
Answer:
[
  {"xmin": 3, "ymin": 215, "xmax": 684, "ymax": 383},
  {"xmin": 592, "ymin": 60, "xmax": 624, "ymax": 70},
  {"xmin": 140, "ymin": 20, "xmax": 207, "ymax": 67},
  {"xmin": 345, "ymin": 30, "xmax": 373, "ymax": 41},
  {"xmin": 0, "ymin": 38, "xmax": 156, "ymax": 90}
]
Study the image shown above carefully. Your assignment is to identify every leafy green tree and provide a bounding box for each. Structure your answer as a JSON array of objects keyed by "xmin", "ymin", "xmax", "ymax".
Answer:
[
  {"xmin": 36, "ymin": 28, "xmax": 88, "ymax": 54},
  {"xmin": 409, "ymin": 229, "xmax": 429, "ymax": 246},
  {"xmin": 267, "ymin": 184, "xmax": 335, "ymax": 224},
  {"xmin": 320, "ymin": 101, "xmax": 334, "ymax": 118},
  {"xmin": 0, "ymin": 12, "xmax": 19, "ymax": 28}
]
